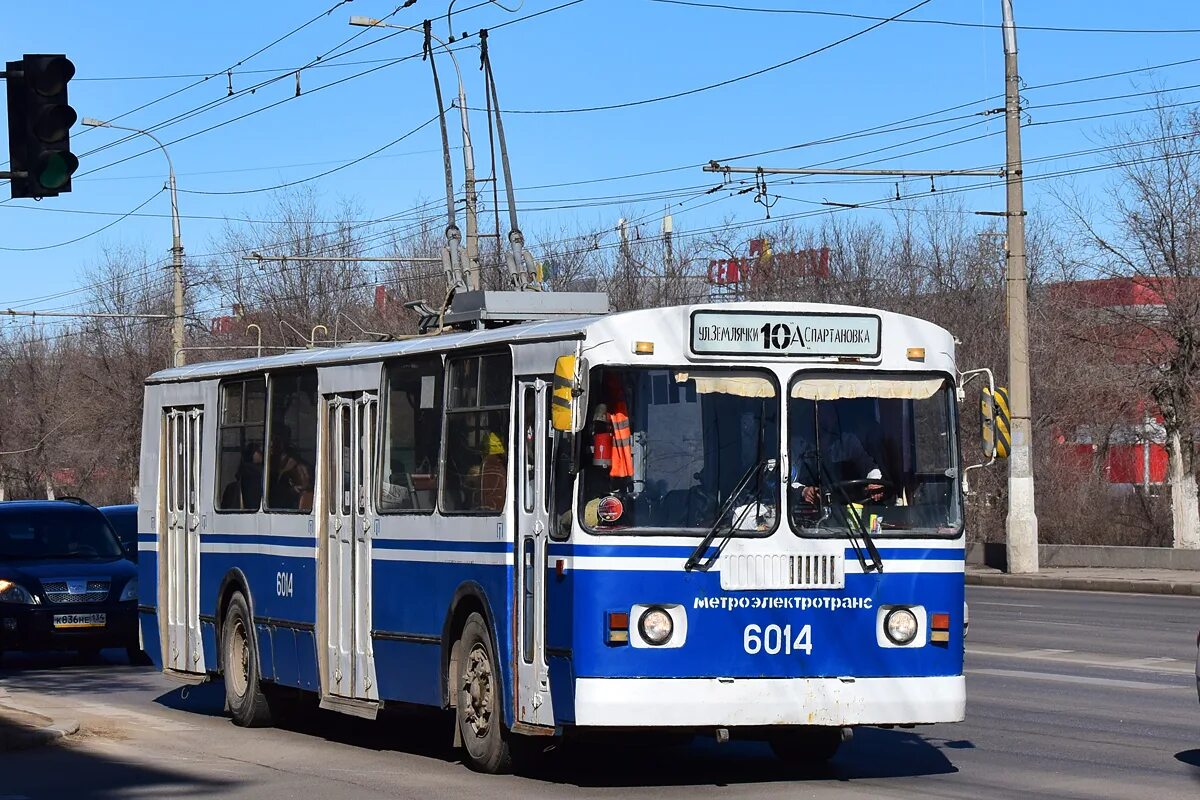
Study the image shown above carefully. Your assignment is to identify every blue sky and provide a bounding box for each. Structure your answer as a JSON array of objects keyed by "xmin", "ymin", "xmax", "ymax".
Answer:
[{"xmin": 2, "ymin": 0, "xmax": 1199, "ymax": 319}]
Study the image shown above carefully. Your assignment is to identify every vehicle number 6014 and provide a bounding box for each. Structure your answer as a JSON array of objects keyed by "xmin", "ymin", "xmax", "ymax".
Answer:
[{"xmin": 743, "ymin": 623, "xmax": 813, "ymax": 655}]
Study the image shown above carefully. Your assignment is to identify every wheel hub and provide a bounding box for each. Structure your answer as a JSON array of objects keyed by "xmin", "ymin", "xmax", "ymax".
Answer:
[
  {"xmin": 461, "ymin": 645, "xmax": 492, "ymax": 737},
  {"xmin": 228, "ymin": 618, "xmax": 250, "ymax": 698}
]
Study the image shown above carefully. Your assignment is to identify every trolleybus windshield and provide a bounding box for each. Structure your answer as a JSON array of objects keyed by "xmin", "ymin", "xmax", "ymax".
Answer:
[
  {"xmin": 787, "ymin": 374, "xmax": 961, "ymax": 536},
  {"xmin": 579, "ymin": 367, "xmax": 779, "ymax": 533}
]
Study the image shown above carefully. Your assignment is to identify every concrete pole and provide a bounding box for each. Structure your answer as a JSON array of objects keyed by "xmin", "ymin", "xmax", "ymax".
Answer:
[{"xmin": 1001, "ymin": 0, "xmax": 1038, "ymax": 573}]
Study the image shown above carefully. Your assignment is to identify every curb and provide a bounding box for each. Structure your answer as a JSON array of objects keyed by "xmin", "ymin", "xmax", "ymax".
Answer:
[
  {"xmin": 0, "ymin": 702, "xmax": 80, "ymax": 753},
  {"xmin": 966, "ymin": 571, "xmax": 1200, "ymax": 596}
]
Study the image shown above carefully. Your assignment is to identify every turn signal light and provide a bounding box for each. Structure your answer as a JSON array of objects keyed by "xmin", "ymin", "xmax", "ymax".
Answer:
[
  {"xmin": 607, "ymin": 611, "xmax": 630, "ymax": 645},
  {"xmin": 907, "ymin": 347, "xmax": 926, "ymax": 361},
  {"xmin": 930, "ymin": 612, "xmax": 951, "ymax": 644},
  {"xmin": 633, "ymin": 341, "xmax": 655, "ymax": 355}
]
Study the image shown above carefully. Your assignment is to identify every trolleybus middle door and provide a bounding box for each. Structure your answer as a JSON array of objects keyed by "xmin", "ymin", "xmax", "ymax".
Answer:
[
  {"xmin": 324, "ymin": 392, "xmax": 380, "ymax": 702},
  {"xmin": 162, "ymin": 406, "xmax": 205, "ymax": 674},
  {"xmin": 514, "ymin": 379, "xmax": 555, "ymax": 729}
]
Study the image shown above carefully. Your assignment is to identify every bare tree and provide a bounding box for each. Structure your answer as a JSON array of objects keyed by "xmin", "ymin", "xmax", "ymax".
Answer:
[{"xmin": 1059, "ymin": 100, "xmax": 1200, "ymax": 549}]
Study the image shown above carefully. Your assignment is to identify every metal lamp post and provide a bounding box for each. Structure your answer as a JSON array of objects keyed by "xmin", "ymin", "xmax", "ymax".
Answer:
[{"xmin": 82, "ymin": 117, "xmax": 186, "ymax": 367}]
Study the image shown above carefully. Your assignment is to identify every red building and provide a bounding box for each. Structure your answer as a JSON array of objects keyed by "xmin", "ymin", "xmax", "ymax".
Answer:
[{"xmin": 1047, "ymin": 277, "xmax": 1169, "ymax": 487}]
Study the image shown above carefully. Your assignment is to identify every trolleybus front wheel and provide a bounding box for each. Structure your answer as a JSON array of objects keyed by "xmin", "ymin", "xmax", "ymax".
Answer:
[
  {"xmin": 222, "ymin": 591, "xmax": 274, "ymax": 728},
  {"xmin": 768, "ymin": 726, "xmax": 848, "ymax": 764},
  {"xmin": 456, "ymin": 612, "xmax": 513, "ymax": 773}
]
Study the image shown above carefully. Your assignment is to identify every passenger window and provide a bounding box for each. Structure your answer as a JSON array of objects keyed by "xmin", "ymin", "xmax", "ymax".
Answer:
[
  {"xmin": 217, "ymin": 377, "xmax": 266, "ymax": 512},
  {"xmin": 265, "ymin": 371, "xmax": 318, "ymax": 513},
  {"xmin": 380, "ymin": 356, "xmax": 444, "ymax": 513},
  {"xmin": 442, "ymin": 352, "xmax": 512, "ymax": 514}
]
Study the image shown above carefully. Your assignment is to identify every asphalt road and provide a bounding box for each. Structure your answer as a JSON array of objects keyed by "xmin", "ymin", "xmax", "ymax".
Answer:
[{"xmin": 1, "ymin": 586, "xmax": 1197, "ymax": 799}]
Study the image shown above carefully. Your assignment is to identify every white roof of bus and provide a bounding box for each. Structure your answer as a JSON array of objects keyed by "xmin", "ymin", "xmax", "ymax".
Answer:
[
  {"xmin": 146, "ymin": 302, "xmax": 953, "ymax": 384},
  {"xmin": 146, "ymin": 314, "xmax": 596, "ymax": 384}
]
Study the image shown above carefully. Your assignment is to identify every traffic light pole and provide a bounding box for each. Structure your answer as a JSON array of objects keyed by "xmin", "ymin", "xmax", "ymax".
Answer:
[{"xmin": 82, "ymin": 118, "xmax": 186, "ymax": 367}]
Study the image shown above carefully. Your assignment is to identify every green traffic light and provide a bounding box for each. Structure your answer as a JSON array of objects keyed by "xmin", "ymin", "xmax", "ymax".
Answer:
[{"xmin": 37, "ymin": 151, "xmax": 78, "ymax": 190}]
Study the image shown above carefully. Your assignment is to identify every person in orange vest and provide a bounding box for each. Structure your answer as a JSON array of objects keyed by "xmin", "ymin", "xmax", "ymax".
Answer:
[{"xmin": 603, "ymin": 373, "xmax": 634, "ymax": 479}]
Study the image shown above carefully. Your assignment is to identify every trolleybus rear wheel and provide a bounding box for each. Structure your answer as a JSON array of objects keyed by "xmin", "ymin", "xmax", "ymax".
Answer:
[
  {"xmin": 456, "ymin": 612, "xmax": 513, "ymax": 773},
  {"xmin": 768, "ymin": 726, "xmax": 846, "ymax": 763},
  {"xmin": 222, "ymin": 591, "xmax": 274, "ymax": 728}
]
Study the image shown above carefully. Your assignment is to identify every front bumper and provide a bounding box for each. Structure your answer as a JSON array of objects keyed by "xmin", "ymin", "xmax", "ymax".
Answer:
[
  {"xmin": 573, "ymin": 674, "xmax": 965, "ymax": 727},
  {"xmin": 0, "ymin": 601, "xmax": 138, "ymax": 652}
]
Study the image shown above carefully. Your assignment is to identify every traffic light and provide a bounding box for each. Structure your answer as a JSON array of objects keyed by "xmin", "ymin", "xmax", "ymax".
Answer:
[{"xmin": 6, "ymin": 54, "xmax": 78, "ymax": 199}]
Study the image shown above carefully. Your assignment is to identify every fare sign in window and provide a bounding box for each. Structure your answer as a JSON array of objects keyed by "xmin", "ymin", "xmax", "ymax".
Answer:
[{"xmin": 690, "ymin": 310, "xmax": 881, "ymax": 358}]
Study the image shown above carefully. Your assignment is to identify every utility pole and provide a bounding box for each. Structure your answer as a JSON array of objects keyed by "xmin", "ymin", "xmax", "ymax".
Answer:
[
  {"xmin": 663, "ymin": 210, "xmax": 674, "ymax": 274},
  {"xmin": 618, "ymin": 218, "xmax": 633, "ymax": 302},
  {"xmin": 1001, "ymin": 0, "xmax": 1038, "ymax": 573},
  {"xmin": 84, "ymin": 117, "xmax": 186, "ymax": 366}
]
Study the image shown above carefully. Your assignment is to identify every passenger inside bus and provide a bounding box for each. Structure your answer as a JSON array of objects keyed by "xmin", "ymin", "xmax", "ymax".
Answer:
[
  {"xmin": 220, "ymin": 441, "xmax": 263, "ymax": 510},
  {"xmin": 474, "ymin": 431, "xmax": 508, "ymax": 512},
  {"xmin": 268, "ymin": 425, "xmax": 314, "ymax": 512}
]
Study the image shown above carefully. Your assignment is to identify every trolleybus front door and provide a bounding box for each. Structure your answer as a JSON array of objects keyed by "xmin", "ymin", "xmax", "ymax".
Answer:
[
  {"xmin": 324, "ymin": 392, "xmax": 380, "ymax": 702},
  {"xmin": 161, "ymin": 406, "xmax": 204, "ymax": 674},
  {"xmin": 514, "ymin": 379, "xmax": 554, "ymax": 729}
]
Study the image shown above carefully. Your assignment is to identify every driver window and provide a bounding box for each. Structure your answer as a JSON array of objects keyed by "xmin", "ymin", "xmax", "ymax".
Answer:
[{"xmin": 788, "ymin": 375, "xmax": 960, "ymax": 534}]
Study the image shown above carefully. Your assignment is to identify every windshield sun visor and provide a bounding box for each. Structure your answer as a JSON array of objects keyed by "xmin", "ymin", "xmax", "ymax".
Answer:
[
  {"xmin": 675, "ymin": 372, "xmax": 777, "ymax": 398},
  {"xmin": 790, "ymin": 376, "xmax": 944, "ymax": 401}
]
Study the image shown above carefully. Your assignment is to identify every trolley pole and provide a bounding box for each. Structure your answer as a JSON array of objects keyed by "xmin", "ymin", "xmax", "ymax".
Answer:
[{"xmin": 1001, "ymin": 0, "xmax": 1039, "ymax": 573}]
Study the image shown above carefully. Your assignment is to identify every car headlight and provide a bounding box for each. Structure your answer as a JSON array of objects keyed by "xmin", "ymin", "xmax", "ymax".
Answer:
[
  {"xmin": 638, "ymin": 606, "xmax": 674, "ymax": 646},
  {"xmin": 0, "ymin": 579, "xmax": 38, "ymax": 605},
  {"xmin": 884, "ymin": 607, "xmax": 919, "ymax": 646},
  {"xmin": 119, "ymin": 577, "xmax": 138, "ymax": 602}
]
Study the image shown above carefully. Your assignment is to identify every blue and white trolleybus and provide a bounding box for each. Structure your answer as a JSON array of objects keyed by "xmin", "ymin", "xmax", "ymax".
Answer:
[{"xmin": 137, "ymin": 299, "xmax": 991, "ymax": 772}]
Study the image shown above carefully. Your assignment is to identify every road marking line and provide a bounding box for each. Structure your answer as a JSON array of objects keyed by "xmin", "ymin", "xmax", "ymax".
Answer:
[
  {"xmin": 969, "ymin": 667, "xmax": 1181, "ymax": 691},
  {"xmin": 967, "ymin": 644, "xmax": 1194, "ymax": 675}
]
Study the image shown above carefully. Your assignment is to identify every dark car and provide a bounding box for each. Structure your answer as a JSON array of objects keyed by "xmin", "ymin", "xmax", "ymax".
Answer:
[
  {"xmin": 0, "ymin": 500, "xmax": 138, "ymax": 662},
  {"xmin": 99, "ymin": 504, "xmax": 138, "ymax": 562}
]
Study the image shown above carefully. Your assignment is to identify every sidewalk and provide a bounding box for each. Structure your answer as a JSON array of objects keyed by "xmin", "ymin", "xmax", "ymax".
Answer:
[
  {"xmin": 0, "ymin": 686, "xmax": 79, "ymax": 752},
  {"xmin": 967, "ymin": 564, "xmax": 1200, "ymax": 596}
]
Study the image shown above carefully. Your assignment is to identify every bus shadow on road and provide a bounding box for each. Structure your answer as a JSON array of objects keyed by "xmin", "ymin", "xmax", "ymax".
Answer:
[
  {"xmin": 1176, "ymin": 749, "xmax": 1200, "ymax": 777},
  {"xmin": 149, "ymin": 683, "xmax": 960, "ymax": 786},
  {"xmin": 532, "ymin": 727, "xmax": 959, "ymax": 787}
]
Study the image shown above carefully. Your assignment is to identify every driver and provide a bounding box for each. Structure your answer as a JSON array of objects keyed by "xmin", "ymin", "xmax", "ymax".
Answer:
[{"xmin": 790, "ymin": 402, "xmax": 885, "ymax": 504}]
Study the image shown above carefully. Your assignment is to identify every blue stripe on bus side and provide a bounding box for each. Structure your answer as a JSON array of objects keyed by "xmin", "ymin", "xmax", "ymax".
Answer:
[{"xmin": 201, "ymin": 533, "xmax": 315, "ymax": 548}]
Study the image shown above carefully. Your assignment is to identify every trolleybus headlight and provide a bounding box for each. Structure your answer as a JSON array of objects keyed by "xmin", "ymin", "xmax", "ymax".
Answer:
[
  {"xmin": 638, "ymin": 606, "xmax": 674, "ymax": 646},
  {"xmin": 884, "ymin": 607, "xmax": 919, "ymax": 646}
]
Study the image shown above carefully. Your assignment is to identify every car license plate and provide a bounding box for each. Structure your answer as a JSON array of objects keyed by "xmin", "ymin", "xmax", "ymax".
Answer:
[{"xmin": 53, "ymin": 613, "xmax": 106, "ymax": 629}]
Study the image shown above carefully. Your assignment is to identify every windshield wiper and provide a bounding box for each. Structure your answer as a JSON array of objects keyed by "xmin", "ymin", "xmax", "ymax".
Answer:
[
  {"xmin": 684, "ymin": 458, "xmax": 776, "ymax": 572},
  {"xmin": 815, "ymin": 459, "xmax": 884, "ymax": 574}
]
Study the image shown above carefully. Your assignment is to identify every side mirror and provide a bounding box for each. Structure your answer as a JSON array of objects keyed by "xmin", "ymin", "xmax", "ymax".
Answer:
[
  {"xmin": 551, "ymin": 355, "xmax": 588, "ymax": 433},
  {"xmin": 958, "ymin": 367, "xmax": 1005, "ymax": 496},
  {"xmin": 980, "ymin": 386, "xmax": 1010, "ymax": 461}
]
